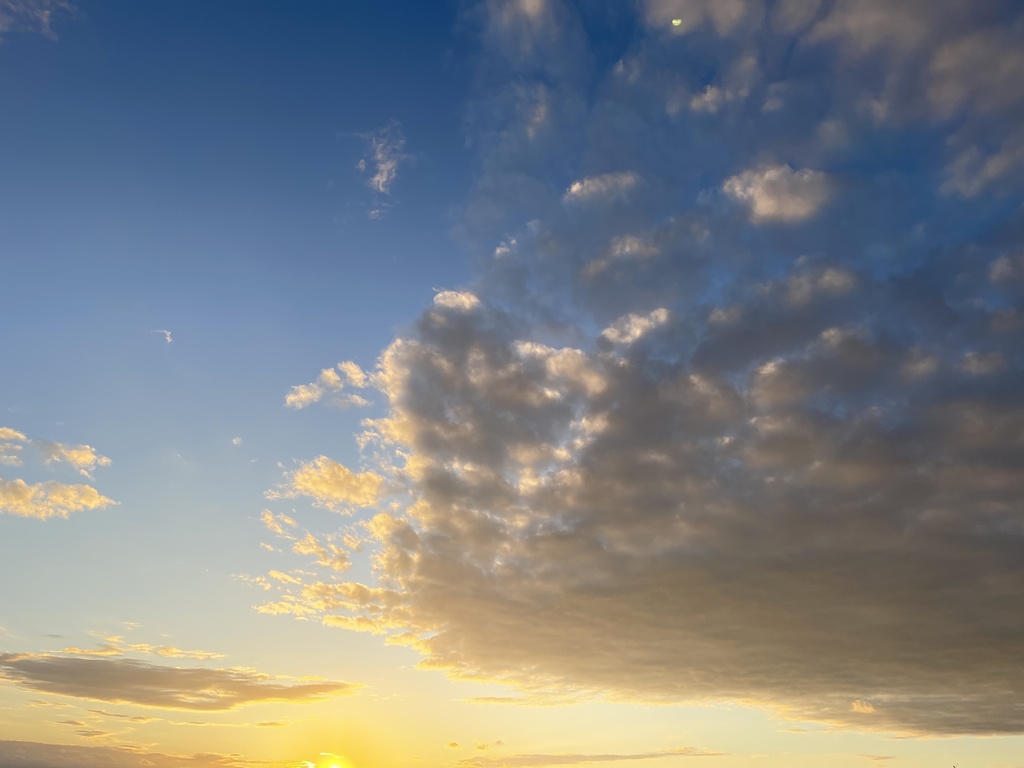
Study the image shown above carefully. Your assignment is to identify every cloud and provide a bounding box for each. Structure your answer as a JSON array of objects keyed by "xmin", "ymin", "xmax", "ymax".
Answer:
[
  {"xmin": 0, "ymin": 740, "xmax": 260, "ymax": 768},
  {"xmin": 269, "ymin": 456, "xmax": 382, "ymax": 510},
  {"xmin": 722, "ymin": 165, "xmax": 832, "ymax": 222},
  {"xmin": 0, "ymin": 0, "xmax": 73, "ymax": 40},
  {"xmin": 0, "ymin": 429, "xmax": 115, "ymax": 518},
  {"xmin": 641, "ymin": 0, "xmax": 762, "ymax": 37},
  {"xmin": 458, "ymin": 747, "xmax": 722, "ymax": 767},
  {"xmin": 0, "ymin": 653, "xmax": 357, "ymax": 710},
  {"xmin": 265, "ymin": 0, "xmax": 1024, "ymax": 740},
  {"xmin": 285, "ymin": 362, "xmax": 370, "ymax": 410},
  {"xmin": 563, "ymin": 172, "xmax": 640, "ymax": 204},
  {"xmin": 353, "ymin": 120, "xmax": 407, "ymax": 218},
  {"xmin": 0, "ymin": 479, "xmax": 116, "ymax": 520},
  {"xmin": 152, "ymin": 329, "xmax": 173, "ymax": 344},
  {"xmin": 33, "ymin": 439, "xmax": 111, "ymax": 477}
]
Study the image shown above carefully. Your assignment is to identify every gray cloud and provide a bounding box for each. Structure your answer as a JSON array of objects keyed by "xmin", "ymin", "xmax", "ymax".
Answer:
[
  {"xmin": 458, "ymin": 747, "xmax": 722, "ymax": 767},
  {"xmin": 265, "ymin": 0, "xmax": 1024, "ymax": 738},
  {"xmin": 0, "ymin": 653, "xmax": 357, "ymax": 710},
  {"xmin": 0, "ymin": 740, "xmax": 253, "ymax": 768}
]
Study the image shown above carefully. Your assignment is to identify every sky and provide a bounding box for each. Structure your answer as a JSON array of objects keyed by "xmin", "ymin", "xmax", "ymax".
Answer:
[{"xmin": 1, "ymin": 0, "xmax": 1024, "ymax": 767}]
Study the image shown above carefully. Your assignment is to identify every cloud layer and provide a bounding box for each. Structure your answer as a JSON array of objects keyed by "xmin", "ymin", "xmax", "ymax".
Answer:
[
  {"xmin": 263, "ymin": 0, "xmax": 1024, "ymax": 737},
  {"xmin": 0, "ymin": 653, "xmax": 356, "ymax": 710}
]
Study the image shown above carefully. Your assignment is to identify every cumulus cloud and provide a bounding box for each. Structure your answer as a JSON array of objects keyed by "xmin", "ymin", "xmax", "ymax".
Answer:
[
  {"xmin": 0, "ymin": 479, "xmax": 116, "ymax": 520},
  {"xmin": 354, "ymin": 120, "xmax": 407, "ymax": 218},
  {"xmin": 285, "ymin": 362, "xmax": 370, "ymax": 410},
  {"xmin": 723, "ymin": 165, "xmax": 832, "ymax": 222},
  {"xmin": 563, "ymin": 172, "xmax": 640, "ymax": 204},
  {"xmin": 0, "ymin": 653, "xmax": 356, "ymax": 710},
  {"xmin": 265, "ymin": 0, "xmax": 1024, "ymax": 739},
  {"xmin": 0, "ymin": 429, "xmax": 115, "ymax": 518},
  {"xmin": 33, "ymin": 440, "xmax": 111, "ymax": 478},
  {"xmin": 0, "ymin": 740, "xmax": 261, "ymax": 768}
]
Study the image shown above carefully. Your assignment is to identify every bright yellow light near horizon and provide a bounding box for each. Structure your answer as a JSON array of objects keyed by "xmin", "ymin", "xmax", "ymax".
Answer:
[{"xmin": 671, "ymin": 18, "xmax": 682, "ymax": 26}]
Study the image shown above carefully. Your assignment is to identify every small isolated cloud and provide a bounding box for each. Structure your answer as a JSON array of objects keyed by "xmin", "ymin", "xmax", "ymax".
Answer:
[
  {"xmin": 0, "ymin": 479, "xmax": 116, "ymax": 520},
  {"xmin": 563, "ymin": 171, "xmax": 640, "ymax": 204},
  {"xmin": 34, "ymin": 440, "xmax": 111, "ymax": 478},
  {"xmin": 0, "ymin": 653, "xmax": 357, "ymax": 710},
  {"xmin": 354, "ymin": 120, "xmax": 407, "ymax": 218},
  {"xmin": 723, "ymin": 164, "xmax": 832, "ymax": 222},
  {"xmin": 152, "ymin": 329, "xmax": 172, "ymax": 344},
  {"xmin": 232, "ymin": 437, "xmax": 242, "ymax": 446}
]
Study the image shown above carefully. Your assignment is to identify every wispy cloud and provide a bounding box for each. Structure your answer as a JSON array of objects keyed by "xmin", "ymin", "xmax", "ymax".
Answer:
[
  {"xmin": 284, "ymin": 361, "xmax": 370, "ymax": 409},
  {"xmin": 458, "ymin": 747, "xmax": 723, "ymax": 767},
  {"xmin": 0, "ymin": 652, "xmax": 358, "ymax": 710},
  {"xmin": 354, "ymin": 120, "xmax": 407, "ymax": 218},
  {"xmin": 152, "ymin": 329, "xmax": 173, "ymax": 344},
  {"xmin": 33, "ymin": 439, "xmax": 111, "ymax": 478}
]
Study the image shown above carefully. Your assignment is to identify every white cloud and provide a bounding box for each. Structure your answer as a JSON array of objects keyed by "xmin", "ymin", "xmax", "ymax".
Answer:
[
  {"xmin": 285, "ymin": 363, "xmax": 372, "ymax": 410},
  {"xmin": 34, "ymin": 439, "xmax": 111, "ymax": 478},
  {"xmin": 0, "ymin": 652, "xmax": 357, "ymax": 710},
  {"xmin": 723, "ymin": 164, "xmax": 832, "ymax": 222},
  {"xmin": 269, "ymin": 456, "xmax": 383, "ymax": 511},
  {"xmin": 356, "ymin": 120, "xmax": 407, "ymax": 215},
  {"xmin": 563, "ymin": 172, "xmax": 640, "ymax": 204}
]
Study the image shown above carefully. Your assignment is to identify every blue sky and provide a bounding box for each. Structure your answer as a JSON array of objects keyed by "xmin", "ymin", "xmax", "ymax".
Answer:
[{"xmin": 2, "ymin": 2, "xmax": 1024, "ymax": 767}]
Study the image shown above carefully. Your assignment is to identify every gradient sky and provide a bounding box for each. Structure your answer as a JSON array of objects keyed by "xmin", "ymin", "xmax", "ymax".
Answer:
[{"xmin": 2, "ymin": 1, "xmax": 1024, "ymax": 767}]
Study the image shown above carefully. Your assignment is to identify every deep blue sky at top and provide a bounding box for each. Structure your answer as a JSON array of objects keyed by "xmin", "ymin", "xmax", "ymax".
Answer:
[{"xmin": 2, "ymin": 1, "xmax": 478, "ymax": 408}]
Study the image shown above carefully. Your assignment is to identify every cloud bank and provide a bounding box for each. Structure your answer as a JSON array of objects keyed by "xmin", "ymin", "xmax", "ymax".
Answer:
[{"xmin": 263, "ymin": 0, "xmax": 1024, "ymax": 737}]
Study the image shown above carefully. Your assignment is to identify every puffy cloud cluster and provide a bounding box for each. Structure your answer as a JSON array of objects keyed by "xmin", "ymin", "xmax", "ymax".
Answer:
[
  {"xmin": 262, "ymin": 0, "xmax": 1024, "ymax": 738},
  {"xmin": 0, "ymin": 429, "xmax": 115, "ymax": 519}
]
